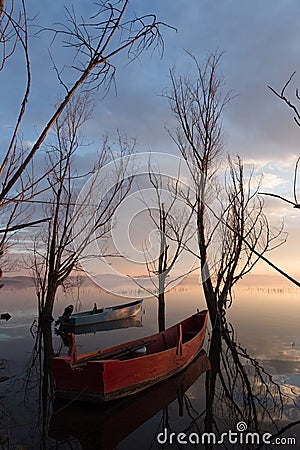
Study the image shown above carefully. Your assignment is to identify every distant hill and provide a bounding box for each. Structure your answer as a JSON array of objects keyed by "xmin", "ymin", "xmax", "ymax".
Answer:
[
  {"xmin": 1, "ymin": 275, "xmax": 34, "ymax": 288},
  {"xmin": 1, "ymin": 271, "xmax": 298, "ymax": 290}
]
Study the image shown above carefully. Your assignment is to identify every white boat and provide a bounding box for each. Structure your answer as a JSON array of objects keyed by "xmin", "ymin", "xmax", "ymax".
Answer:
[{"xmin": 56, "ymin": 299, "xmax": 143, "ymax": 327}]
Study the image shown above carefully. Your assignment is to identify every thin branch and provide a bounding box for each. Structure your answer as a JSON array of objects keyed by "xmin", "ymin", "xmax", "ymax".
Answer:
[
  {"xmin": 0, "ymin": 217, "xmax": 51, "ymax": 233},
  {"xmin": 293, "ymin": 156, "xmax": 300, "ymax": 204},
  {"xmin": 259, "ymin": 191, "xmax": 300, "ymax": 208}
]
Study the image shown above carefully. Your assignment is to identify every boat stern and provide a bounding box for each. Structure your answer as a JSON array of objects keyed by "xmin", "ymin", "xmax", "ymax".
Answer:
[{"xmin": 52, "ymin": 357, "xmax": 105, "ymax": 403}]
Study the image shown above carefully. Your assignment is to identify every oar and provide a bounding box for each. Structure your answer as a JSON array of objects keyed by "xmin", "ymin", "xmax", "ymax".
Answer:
[
  {"xmin": 75, "ymin": 339, "xmax": 156, "ymax": 364},
  {"xmin": 94, "ymin": 339, "xmax": 156, "ymax": 361}
]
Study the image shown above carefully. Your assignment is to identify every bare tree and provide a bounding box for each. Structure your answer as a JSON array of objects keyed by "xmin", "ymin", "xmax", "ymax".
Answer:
[
  {"xmin": 262, "ymin": 73, "xmax": 300, "ymax": 209},
  {"xmin": 251, "ymin": 73, "xmax": 300, "ymax": 288},
  {"xmin": 29, "ymin": 94, "xmax": 136, "ymax": 322},
  {"xmin": 0, "ymin": 0, "xmax": 167, "ymax": 275},
  {"xmin": 165, "ymin": 51, "xmax": 284, "ymax": 326},
  {"xmin": 136, "ymin": 161, "xmax": 196, "ymax": 331}
]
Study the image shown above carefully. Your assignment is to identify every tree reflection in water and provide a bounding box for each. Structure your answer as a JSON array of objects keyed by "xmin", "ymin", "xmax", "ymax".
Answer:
[
  {"xmin": 24, "ymin": 321, "xmax": 55, "ymax": 449},
  {"xmin": 200, "ymin": 321, "xmax": 299, "ymax": 449},
  {"xmin": 20, "ymin": 317, "xmax": 300, "ymax": 449}
]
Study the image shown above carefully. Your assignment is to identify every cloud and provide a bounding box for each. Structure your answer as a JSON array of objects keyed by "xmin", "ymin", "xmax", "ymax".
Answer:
[
  {"xmin": 3, "ymin": 0, "xmax": 300, "ymax": 165},
  {"xmin": 260, "ymin": 173, "xmax": 287, "ymax": 190},
  {"xmin": 2, "ymin": 0, "xmax": 300, "ymax": 280}
]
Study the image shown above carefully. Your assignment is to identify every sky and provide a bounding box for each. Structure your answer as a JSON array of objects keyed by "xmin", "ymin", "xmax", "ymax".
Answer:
[{"xmin": 1, "ymin": 0, "xmax": 300, "ymax": 282}]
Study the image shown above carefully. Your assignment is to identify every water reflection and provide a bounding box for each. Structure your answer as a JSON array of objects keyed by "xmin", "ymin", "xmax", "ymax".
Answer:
[
  {"xmin": 24, "ymin": 321, "xmax": 54, "ymax": 448},
  {"xmin": 0, "ymin": 280, "xmax": 299, "ymax": 448},
  {"xmin": 201, "ymin": 321, "xmax": 300, "ymax": 450},
  {"xmin": 56, "ymin": 315, "xmax": 143, "ymax": 337}
]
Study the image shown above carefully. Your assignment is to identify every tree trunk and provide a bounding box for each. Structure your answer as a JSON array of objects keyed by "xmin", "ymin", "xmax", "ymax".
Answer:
[
  {"xmin": 202, "ymin": 282, "xmax": 219, "ymax": 326},
  {"xmin": 158, "ymin": 291, "xmax": 166, "ymax": 332},
  {"xmin": 40, "ymin": 281, "xmax": 58, "ymax": 322}
]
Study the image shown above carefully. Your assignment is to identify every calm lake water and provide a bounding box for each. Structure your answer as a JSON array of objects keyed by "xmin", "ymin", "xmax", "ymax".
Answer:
[{"xmin": 0, "ymin": 276, "xmax": 299, "ymax": 449}]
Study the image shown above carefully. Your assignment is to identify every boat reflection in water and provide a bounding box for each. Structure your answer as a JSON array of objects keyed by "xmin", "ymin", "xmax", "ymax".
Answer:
[
  {"xmin": 49, "ymin": 350, "xmax": 210, "ymax": 449},
  {"xmin": 56, "ymin": 315, "xmax": 143, "ymax": 337}
]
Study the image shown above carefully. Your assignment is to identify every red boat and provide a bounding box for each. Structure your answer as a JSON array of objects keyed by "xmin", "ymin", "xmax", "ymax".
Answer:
[
  {"xmin": 49, "ymin": 350, "xmax": 210, "ymax": 449},
  {"xmin": 51, "ymin": 310, "xmax": 208, "ymax": 403}
]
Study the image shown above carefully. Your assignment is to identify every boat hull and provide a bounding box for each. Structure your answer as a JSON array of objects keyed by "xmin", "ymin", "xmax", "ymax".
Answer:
[
  {"xmin": 49, "ymin": 350, "xmax": 210, "ymax": 449},
  {"xmin": 61, "ymin": 299, "xmax": 143, "ymax": 327},
  {"xmin": 52, "ymin": 310, "xmax": 208, "ymax": 403}
]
